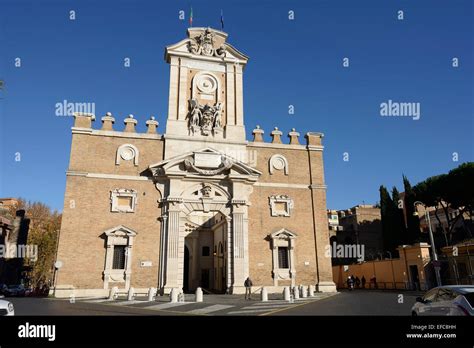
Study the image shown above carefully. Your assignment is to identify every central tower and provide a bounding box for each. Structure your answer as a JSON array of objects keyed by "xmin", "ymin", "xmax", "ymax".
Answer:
[{"xmin": 164, "ymin": 27, "xmax": 249, "ymax": 158}]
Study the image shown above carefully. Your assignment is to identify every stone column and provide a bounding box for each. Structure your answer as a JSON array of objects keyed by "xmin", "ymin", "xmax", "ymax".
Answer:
[
  {"xmin": 167, "ymin": 56, "xmax": 179, "ymax": 120},
  {"xmin": 231, "ymin": 199, "xmax": 248, "ymax": 294},
  {"xmin": 177, "ymin": 58, "xmax": 188, "ymax": 121},
  {"xmin": 163, "ymin": 197, "xmax": 182, "ymax": 293},
  {"xmin": 103, "ymin": 244, "xmax": 113, "ymax": 289},
  {"xmin": 225, "ymin": 63, "xmax": 236, "ymax": 126},
  {"xmin": 124, "ymin": 245, "xmax": 133, "ymax": 290},
  {"xmin": 226, "ymin": 217, "xmax": 233, "ymax": 292},
  {"xmin": 235, "ymin": 64, "xmax": 244, "ymax": 126},
  {"xmin": 289, "ymin": 238, "xmax": 296, "ymax": 287}
]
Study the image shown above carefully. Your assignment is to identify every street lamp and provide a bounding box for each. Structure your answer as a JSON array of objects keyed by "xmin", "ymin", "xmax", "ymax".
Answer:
[{"xmin": 413, "ymin": 201, "xmax": 441, "ymax": 287}]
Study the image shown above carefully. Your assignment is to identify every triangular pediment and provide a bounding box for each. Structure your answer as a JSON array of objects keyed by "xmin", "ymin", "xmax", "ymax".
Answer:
[
  {"xmin": 270, "ymin": 228, "xmax": 298, "ymax": 240},
  {"xmin": 165, "ymin": 27, "xmax": 249, "ymax": 65},
  {"xmin": 149, "ymin": 147, "xmax": 261, "ymax": 177}
]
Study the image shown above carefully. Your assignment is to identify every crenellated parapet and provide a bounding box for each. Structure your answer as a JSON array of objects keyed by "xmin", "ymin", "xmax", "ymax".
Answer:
[
  {"xmin": 73, "ymin": 112, "xmax": 160, "ymax": 136},
  {"xmin": 250, "ymin": 125, "xmax": 324, "ymax": 149}
]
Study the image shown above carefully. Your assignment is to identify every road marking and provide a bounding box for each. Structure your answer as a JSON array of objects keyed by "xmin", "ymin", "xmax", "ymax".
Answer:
[
  {"xmin": 188, "ymin": 304, "xmax": 234, "ymax": 314},
  {"xmin": 251, "ymin": 302, "xmax": 294, "ymax": 307},
  {"xmin": 87, "ymin": 299, "xmax": 115, "ymax": 303},
  {"xmin": 227, "ymin": 308, "xmax": 275, "ymax": 315},
  {"xmin": 113, "ymin": 300, "xmax": 149, "ymax": 306},
  {"xmin": 144, "ymin": 302, "xmax": 191, "ymax": 310},
  {"xmin": 242, "ymin": 304, "xmax": 294, "ymax": 310}
]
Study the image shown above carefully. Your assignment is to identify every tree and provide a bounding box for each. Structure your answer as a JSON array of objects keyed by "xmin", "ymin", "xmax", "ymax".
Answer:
[
  {"xmin": 391, "ymin": 187, "xmax": 409, "ymax": 246},
  {"xmin": 403, "ymin": 175, "xmax": 421, "ymax": 243},
  {"xmin": 10, "ymin": 199, "xmax": 62, "ymax": 290},
  {"xmin": 414, "ymin": 162, "xmax": 473, "ymax": 243},
  {"xmin": 380, "ymin": 186, "xmax": 399, "ymax": 254}
]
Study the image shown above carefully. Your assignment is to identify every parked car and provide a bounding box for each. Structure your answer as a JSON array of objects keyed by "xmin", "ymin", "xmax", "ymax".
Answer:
[
  {"xmin": 412, "ymin": 285, "xmax": 474, "ymax": 316},
  {"xmin": 0, "ymin": 284, "xmax": 7, "ymax": 295},
  {"xmin": 3, "ymin": 284, "xmax": 26, "ymax": 297},
  {"xmin": 0, "ymin": 295, "xmax": 15, "ymax": 316}
]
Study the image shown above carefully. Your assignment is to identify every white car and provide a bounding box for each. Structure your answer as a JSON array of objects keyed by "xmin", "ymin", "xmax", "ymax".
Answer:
[
  {"xmin": 0, "ymin": 295, "xmax": 15, "ymax": 316},
  {"xmin": 412, "ymin": 285, "xmax": 474, "ymax": 316}
]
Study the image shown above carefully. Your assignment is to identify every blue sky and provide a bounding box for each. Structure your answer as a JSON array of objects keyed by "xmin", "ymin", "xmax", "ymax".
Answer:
[{"xmin": 0, "ymin": 0, "xmax": 472, "ymax": 212}]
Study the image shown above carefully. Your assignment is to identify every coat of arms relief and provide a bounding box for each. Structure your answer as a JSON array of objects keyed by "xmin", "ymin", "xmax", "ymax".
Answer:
[
  {"xmin": 188, "ymin": 27, "xmax": 226, "ymax": 58},
  {"xmin": 188, "ymin": 99, "xmax": 223, "ymax": 136}
]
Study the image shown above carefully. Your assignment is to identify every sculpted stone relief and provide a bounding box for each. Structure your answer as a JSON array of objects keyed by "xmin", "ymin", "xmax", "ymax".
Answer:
[
  {"xmin": 188, "ymin": 99, "xmax": 223, "ymax": 136},
  {"xmin": 188, "ymin": 27, "xmax": 226, "ymax": 58}
]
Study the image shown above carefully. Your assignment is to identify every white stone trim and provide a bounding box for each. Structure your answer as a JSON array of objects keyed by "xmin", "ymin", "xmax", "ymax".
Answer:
[
  {"xmin": 72, "ymin": 127, "xmax": 161, "ymax": 140},
  {"xmin": 269, "ymin": 154, "xmax": 289, "ymax": 175},
  {"xmin": 247, "ymin": 142, "xmax": 307, "ymax": 150},
  {"xmin": 269, "ymin": 195, "xmax": 294, "ymax": 217},
  {"xmin": 116, "ymin": 144, "xmax": 139, "ymax": 166},
  {"xmin": 66, "ymin": 171, "xmax": 152, "ymax": 181},
  {"xmin": 255, "ymin": 182, "xmax": 309, "ymax": 189},
  {"xmin": 270, "ymin": 229, "xmax": 297, "ymax": 287},
  {"xmin": 103, "ymin": 225, "xmax": 137, "ymax": 290},
  {"xmin": 110, "ymin": 189, "xmax": 138, "ymax": 213}
]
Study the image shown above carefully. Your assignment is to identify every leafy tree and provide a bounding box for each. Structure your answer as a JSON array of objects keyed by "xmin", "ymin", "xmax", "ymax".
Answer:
[
  {"xmin": 380, "ymin": 186, "xmax": 398, "ymax": 254},
  {"xmin": 403, "ymin": 175, "xmax": 421, "ymax": 243},
  {"xmin": 414, "ymin": 162, "xmax": 473, "ymax": 243},
  {"xmin": 9, "ymin": 198, "xmax": 61, "ymax": 290},
  {"xmin": 391, "ymin": 187, "xmax": 408, "ymax": 246}
]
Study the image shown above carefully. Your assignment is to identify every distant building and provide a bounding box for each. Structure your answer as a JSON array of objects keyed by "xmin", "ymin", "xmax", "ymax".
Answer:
[
  {"xmin": 328, "ymin": 205, "xmax": 383, "ymax": 263},
  {"xmin": 0, "ymin": 198, "xmax": 30, "ymax": 285},
  {"xmin": 441, "ymin": 240, "xmax": 474, "ymax": 285}
]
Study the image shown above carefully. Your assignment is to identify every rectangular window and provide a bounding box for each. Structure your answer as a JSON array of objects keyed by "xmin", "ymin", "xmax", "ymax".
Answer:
[
  {"xmin": 117, "ymin": 196, "xmax": 133, "ymax": 209},
  {"xmin": 112, "ymin": 246, "xmax": 126, "ymax": 269},
  {"xmin": 202, "ymin": 246, "xmax": 210, "ymax": 256},
  {"xmin": 278, "ymin": 247, "xmax": 289, "ymax": 269}
]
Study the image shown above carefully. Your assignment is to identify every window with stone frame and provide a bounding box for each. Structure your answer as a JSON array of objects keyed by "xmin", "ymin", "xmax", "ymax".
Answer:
[
  {"xmin": 278, "ymin": 247, "xmax": 289, "ymax": 268},
  {"xmin": 103, "ymin": 225, "xmax": 137, "ymax": 290},
  {"xmin": 268, "ymin": 195, "xmax": 294, "ymax": 217},
  {"xmin": 110, "ymin": 189, "xmax": 138, "ymax": 213},
  {"xmin": 112, "ymin": 246, "xmax": 126, "ymax": 269},
  {"xmin": 269, "ymin": 229, "xmax": 297, "ymax": 287}
]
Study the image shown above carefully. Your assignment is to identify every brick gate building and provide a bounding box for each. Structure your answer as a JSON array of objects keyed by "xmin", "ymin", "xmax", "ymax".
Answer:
[{"xmin": 54, "ymin": 27, "xmax": 336, "ymax": 298}]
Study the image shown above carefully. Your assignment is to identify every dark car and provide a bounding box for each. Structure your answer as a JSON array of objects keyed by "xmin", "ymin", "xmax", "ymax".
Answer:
[{"xmin": 3, "ymin": 284, "xmax": 26, "ymax": 297}]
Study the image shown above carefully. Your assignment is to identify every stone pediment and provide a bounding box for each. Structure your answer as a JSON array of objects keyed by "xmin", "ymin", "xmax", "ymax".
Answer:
[
  {"xmin": 165, "ymin": 27, "xmax": 249, "ymax": 65},
  {"xmin": 148, "ymin": 148, "xmax": 261, "ymax": 178}
]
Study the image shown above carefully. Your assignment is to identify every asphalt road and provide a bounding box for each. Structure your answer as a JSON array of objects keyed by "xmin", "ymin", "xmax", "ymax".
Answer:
[{"xmin": 6, "ymin": 290, "xmax": 420, "ymax": 316}]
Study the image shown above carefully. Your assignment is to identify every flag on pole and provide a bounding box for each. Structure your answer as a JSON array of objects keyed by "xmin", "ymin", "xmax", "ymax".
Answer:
[
  {"xmin": 220, "ymin": 10, "xmax": 224, "ymax": 29},
  {"xmin": 189, "ymin": 7, "xmax": 193, "ymax": 27}
]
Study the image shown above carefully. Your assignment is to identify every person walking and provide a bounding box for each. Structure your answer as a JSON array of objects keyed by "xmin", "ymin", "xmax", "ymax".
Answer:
[{"xmin": 244, "ymin": 277, "xmax": 253, "ymax": 300}]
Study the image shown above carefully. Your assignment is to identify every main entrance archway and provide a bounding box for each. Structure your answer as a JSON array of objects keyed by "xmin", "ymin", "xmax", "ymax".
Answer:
[{"xmin": 182, "ymin": 211, "xmax": 228, "ymax": 293}]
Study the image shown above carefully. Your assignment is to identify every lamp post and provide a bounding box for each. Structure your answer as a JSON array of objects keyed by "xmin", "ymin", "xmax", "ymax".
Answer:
[{"xmin": 413, "ymin": 201, "xmax": 441, "ymax": 287}]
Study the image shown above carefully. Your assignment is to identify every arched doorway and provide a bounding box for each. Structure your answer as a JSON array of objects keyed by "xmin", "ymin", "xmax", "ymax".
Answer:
[{"xmin": 183, "ymin": 245, "xmax": 190, "ymax": 293}]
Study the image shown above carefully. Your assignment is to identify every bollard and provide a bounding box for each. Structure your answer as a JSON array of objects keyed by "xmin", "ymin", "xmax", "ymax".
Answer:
[
  {"xmin": 283, "ymin": 286, "xmax": 290, "ymax": 301},
  {"xmin": 308, "ymin": 285, "xmax": 315, "ymax": 297},
  {"xmin": 127, "ymin": 287, "xmax": 134, "ymax": 301},
  {"xmin": 293, "ymin": 286, "xmax": 300, "ymax": 299},
  {"xmin": 261, "ymin": 287, "xmax": 268, "ymax": 302},
  {"xmin": 195, "ymin": 287, "xmax": 203, "ymax": 302},
  {"xmin": 170, "ymin": 288, "xmax": 178, "ymax": 303},
  {"xmin": 148, "ymin": 287, "xmax": 155, "ymax": 301},
  {"xmin": 301, "ymin": 285, "xmax": 307, "ymax": 298},
  {"xmin": 109, "ymin": 286, "xmax": 118, "ymax": 300}
]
